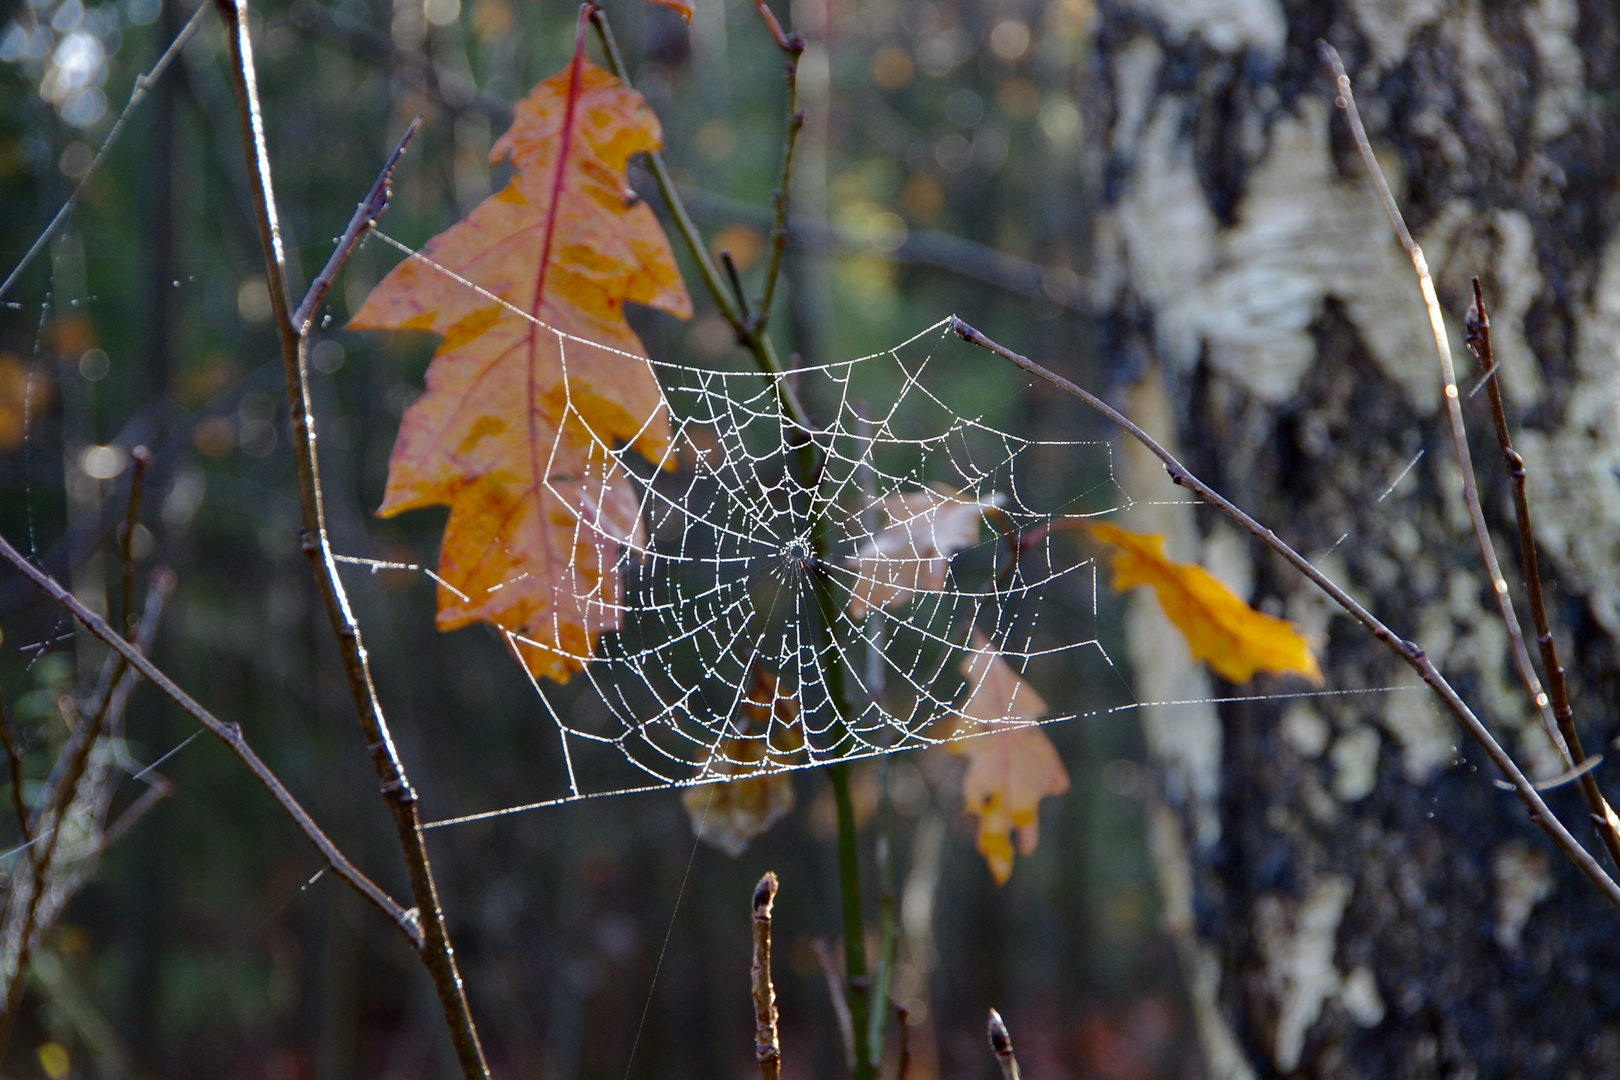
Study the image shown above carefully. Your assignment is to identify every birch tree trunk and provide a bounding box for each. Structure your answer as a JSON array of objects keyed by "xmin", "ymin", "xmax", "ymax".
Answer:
[{"xmin": 1090, "ymin": 3, "xmax": 1620, "ymax": 1075}]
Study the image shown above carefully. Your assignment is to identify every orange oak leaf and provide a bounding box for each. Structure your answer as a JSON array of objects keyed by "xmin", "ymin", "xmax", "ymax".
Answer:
[
  {"xmin": 1086, "ymin": 522, "xmax": 1322, "ymax": 684},
  {"xmin": 846, "ymin": 484, "xmax": 1004, "ymax": 618},
  {"xmin": 349, "ymin": 54, "xmax": 691, "ymax": 682},
  {"xmin": 948, "ymin": 631, "xmax": 1069, "ymax": 885}
]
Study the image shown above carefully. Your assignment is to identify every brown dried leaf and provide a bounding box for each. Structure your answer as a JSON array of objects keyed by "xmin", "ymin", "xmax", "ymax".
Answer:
[
  {"xmin": 846, "ymin": 485, "xmax": 1004, "ymax": 617},
  {"xmin": 948, "ymin": 631, "xmax": 1069, "ymax": 885}
]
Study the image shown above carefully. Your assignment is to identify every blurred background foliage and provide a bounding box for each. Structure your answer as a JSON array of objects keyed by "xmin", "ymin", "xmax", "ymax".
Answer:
[{"xmin": 0, "ymin": 0, "xmax": 1200, "ymax": 1075}]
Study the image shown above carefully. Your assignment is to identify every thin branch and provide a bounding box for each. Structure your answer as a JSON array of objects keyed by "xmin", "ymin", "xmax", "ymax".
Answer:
[
  {"xmin": 868, "ymin": 739, "xmax": 898, "ymax": 1071},
  {"xmin": 987, "ymin": 1009, "xmax": 1021, "ymax": 1080},
  {"xmin": 119, "ymin": 445, "xmax": 151, "ymax": 639},
  {"xmin": 830, "ymin": 761, "xmax": 874, "ymax": 1080},
  {"xmin": 1466, "ymin": 278, "xmax": 1620, "ymax": 867},
  {"xmin": 292, "ymin": 116, "xmax": 422, "ymax": 333},
  {"xmin": 894, "ymin": 1004, "xmax": 911, "ymax": 1080},
  {"xmin": 752, "ymin": 0, "xmax": 804, "ymax": 330},
  {"xmin": 587, "ymin": 8, "xmax": 736, "ymax": 327},
  {"xmin": 948, "ymin": 317, "xmax": 1620, "ymax": 912},
  {"xmin": 215, "ymin": 1, "xmax": 487, "ymax": 1075},
  {"xmin": 749, "ymin": 0, "xmax": 800, "ymax": 54},
  {"xmin": 0, "ymin": 690, "xmax": 31, "ymax": 863},
  {"xmin": 812, "ymin": 937, "xmax": 857, "ymax": 1068},
  {"xmin": 587, "ymin": 5, "xmax": 816, "ymax": 468},
  {"xmin": 0, "ymin": 533, "xmax": 419, "ymax": 945},
  {"xmin": 1317, "ymin": 42, "xmax": 1562, "ymax": 755},
  {"xmin": 0, "ymin": 570, "xmax": 171, "ymax": 1058},
  {"xmin": 97, "ymin": 774, "xmax": 172, "ymax": 852},
  {"xmin": 721, "ymin": 249, "xmax": 755, "ymax": 326},
  {"xmin": 0, "ymin": 2, "xmax": 208, "ymax": 302},
  {"xmin": 751, "ymin": 872, "xmax": 782, "ymax": 1080}
]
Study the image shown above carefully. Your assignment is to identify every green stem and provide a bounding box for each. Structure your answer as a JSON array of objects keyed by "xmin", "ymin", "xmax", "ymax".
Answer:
[
  {"xmin": 757, "ymin": 44, "xmax": 803, "ymax": 327},
  {"xmin": 868, "ymin": 756, "xmax": 898, "ymax": 1067},
  {"xmin": 587, "ymin": 7, "xmax": 817, "ymax": 482},
  {"xmin": 830, "ymin": 761, "xmax": 873, "ymax": 1080}
]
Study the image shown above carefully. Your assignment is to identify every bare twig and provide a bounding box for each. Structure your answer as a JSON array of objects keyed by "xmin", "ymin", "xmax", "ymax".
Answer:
[
  {"xmin": 0, "ymin": 570, "xmax": 171, "ymax": 1057},
  {"xmin": 987, "ymin": 1008, "xmax": 1021, "ymax": 1080},
  {"xmin": 751, "ymin": 0, "xmax": 804, "ymax": 331},
  {"xmin": 722, "ymin": 249, "xmax": 755, "ymax": 326},
  {"xmin": 119, "ymin": 445, "xmax": 151, "ymax": 639},
  {"xmin": 1317, "ymin": 42, "xmax": 1562, "ymax": 756},
  {"xmin": 0, "ymin": 692, "xmax": 31, "ymax": 863},
  {"xmin": 749, "ymin": 0, "xmax": 800, "ymax": 54},
  {"xmin": 0, "ymin": 535, "xmax": 419, "ymax": 943},
  {"xmin": 292, "ymin": 116, "xmax": 422, "ymax": 333},
  {"xmin": 215, "ymin": 0, "xmax": 487, "ymax": 1074},
  {"xmin": 894, "ymin": 1004, "xmax": 912, "ymax": 1080},
  {"xmin": 98, "ymin": 774, "xmax": 172, "ymax": 851},
  {"xmin": 752, "ymin": 872, "xmax": 782, "ymax": 1080},
  {"xmin": 1466, "ymin": 279, "xmax": 1620, "ymax": 866},
  {"xmin": 948, "ymin": 317, "xmax": 1620, "ymax": 912},
  {"xmin": 813, "ymin": 936, "xmax": 857, "ymax": 1069},
  {"xmin": 0, "ymin": 3, "xmax": 208, "ymax": 302}
]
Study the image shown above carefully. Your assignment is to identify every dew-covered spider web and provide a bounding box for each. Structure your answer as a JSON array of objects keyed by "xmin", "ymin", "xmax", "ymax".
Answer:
[
  {"xmin": 324, "ymin": 232, "xmax": 1421, "ymax": 832},
  {"xmin": 342, "ymin": 308, "xmax": 1124, "ymax": 826}
]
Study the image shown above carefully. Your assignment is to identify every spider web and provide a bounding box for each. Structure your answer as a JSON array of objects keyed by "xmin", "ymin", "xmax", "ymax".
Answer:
[
  {"xmin": 345, "ymin": 309, "xmax": 1119, "ymax": 822},
  {"xmin": 335, "ymin": 232, "xmax": 1413, "ymax": 831}
]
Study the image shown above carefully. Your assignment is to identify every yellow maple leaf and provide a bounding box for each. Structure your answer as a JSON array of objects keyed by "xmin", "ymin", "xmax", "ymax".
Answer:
[
  {"xmin": 350, "ymin": 55, "xmax": 691, "ymax": 682},
  {"xmin": 949, "ymin": 631, "xmax": 1069, "ymax": 885},
  {"xmin": 1086, "ymin": 523, "xmax": 1322, "ymax": 684}
]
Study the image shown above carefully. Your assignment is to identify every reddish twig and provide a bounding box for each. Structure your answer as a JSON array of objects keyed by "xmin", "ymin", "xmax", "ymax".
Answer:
[
  {"xmin": 752, "ymin": 872, "xmax": 782, "ymax": 1080},
  {"xmin": 750, "ymin": 0, "xmax": 802, "ymax": 54},
  {"xmin": 987, "ymin": 1009, "xmax": 1021, "ymax": 1080},
  {"xmin": 1318, "ymin": 41, "xmax": 1562, "ymax": 755},
  {"xmin": 215, "ymin": 1, "xmax": 487, "ymax": 1074},
  {"xmin": 1466, "ymin": 278, "xmax": 1620, "ymax": 867},
  {"xmin": 948, "ymin": 316, "xmax": 1620, "ymax": 912}
]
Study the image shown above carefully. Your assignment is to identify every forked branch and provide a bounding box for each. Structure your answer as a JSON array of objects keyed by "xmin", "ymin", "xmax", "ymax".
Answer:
[
  {"xmin": 949, "ymin": 317, "xmax": 1620, "ymax": 912},
  {"xmin": 0, "ymin": 533, "xmax": 419, "ymax": 942},
  {"xmin": 215, "ymin": 0, "xmax": 487, "ymax": 1074},
  {"xmin": 293, "ymin": 115, "xmax": 422, "ymax": 333},
  {"xmin": 1466, "ymin": 279, "xmax": 1620, "ymax": 867},
  {"xmin": 1317, "ymin": 42, "xmax": 1563, "ymax": 758}
]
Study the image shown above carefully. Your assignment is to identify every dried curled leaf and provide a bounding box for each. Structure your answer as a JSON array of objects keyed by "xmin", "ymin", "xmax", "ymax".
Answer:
[
  {"xmin": 846, "ymin": 485, "xmax": 1004, "ymax": 618},
  {"xmin": 1086, "ymin": 523, "xmax": 1322, "ymax": 684},
  {"xmin": 682, "ymin": 667, "xmax": 804, "ymax": 856},
  {"xmin": 949, "ymin": 631, "xmax": 1069, "ymax": 885},
  {"xmin": 350, "ymin": 57, "xmax": 691, "ymax": 682}
]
